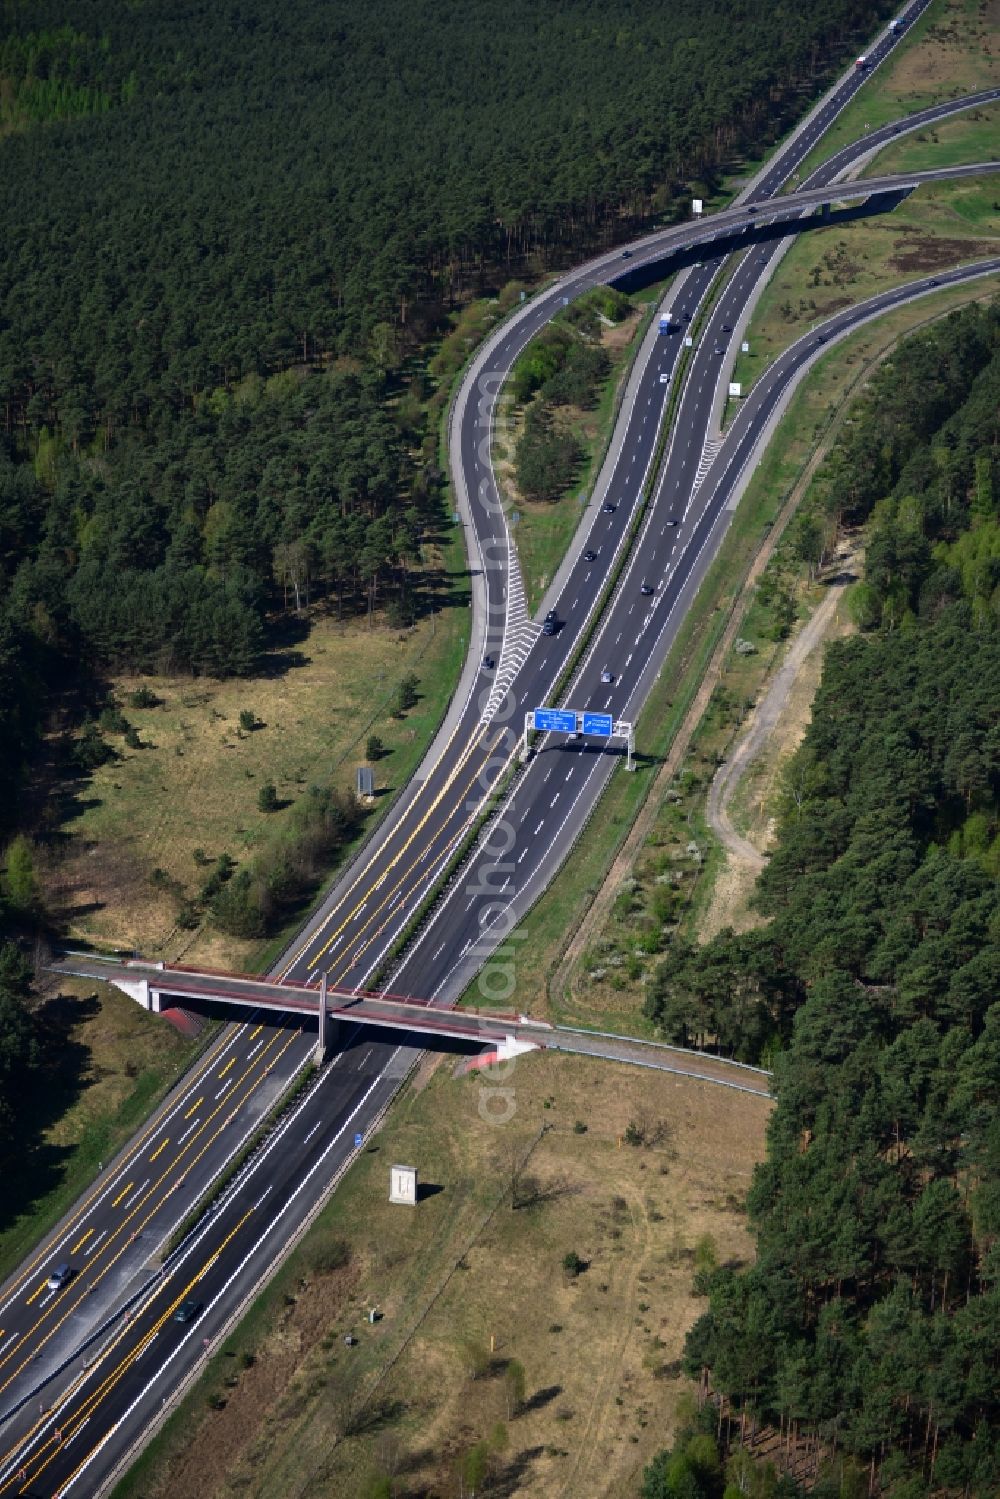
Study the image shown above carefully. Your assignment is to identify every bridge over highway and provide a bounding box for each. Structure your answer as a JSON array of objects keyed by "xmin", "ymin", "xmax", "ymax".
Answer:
[{"xmin": 48, "ymin": 953, "xmax": 772, "ymax": 1096}]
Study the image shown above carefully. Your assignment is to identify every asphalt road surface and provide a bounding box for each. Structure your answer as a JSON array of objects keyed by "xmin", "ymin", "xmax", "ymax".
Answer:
[{"xmin": 2, "ymin": 2, "xmax": 999, "ymax": 1487}]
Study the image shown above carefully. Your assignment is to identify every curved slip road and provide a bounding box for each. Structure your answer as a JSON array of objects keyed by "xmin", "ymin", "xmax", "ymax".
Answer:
[{"xmin": 2, "ymin": 3, "xmax": 999, "ymax": 1485}]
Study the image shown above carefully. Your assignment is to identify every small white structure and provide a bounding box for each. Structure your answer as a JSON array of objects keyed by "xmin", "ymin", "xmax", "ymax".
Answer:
[{"xmin": 390, "ymin": 1164, "xmax": 418, "ymax": 1206}]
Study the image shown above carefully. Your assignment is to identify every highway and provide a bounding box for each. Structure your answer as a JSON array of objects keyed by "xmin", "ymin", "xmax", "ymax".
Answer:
[{"xmin": 1, "ymin": 0, "xmax": 998, "ymax": 1485}]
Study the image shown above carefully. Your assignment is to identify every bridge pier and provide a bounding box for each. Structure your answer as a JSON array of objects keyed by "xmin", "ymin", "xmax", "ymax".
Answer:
[{"xmin": 315, "ymin": 972, "xmax": 338, "ymax": 1065}]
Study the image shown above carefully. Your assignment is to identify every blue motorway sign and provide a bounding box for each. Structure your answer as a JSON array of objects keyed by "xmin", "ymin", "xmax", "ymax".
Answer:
[
  {"xmin": 532, "ymin": 707, "xmax": 578, "ymax": 734},
  {"xmin": 582, "ymin": 712, "xmax": 614, "ymax": 737}
]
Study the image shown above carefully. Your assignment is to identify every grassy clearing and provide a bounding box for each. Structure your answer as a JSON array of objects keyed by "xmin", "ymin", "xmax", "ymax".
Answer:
[
  {"xmin": 730, "ymin": 109, "xmax": 1000, "ymax": 405},
  {"xmin": 0, "ymin": 979, "xmax": 204, "ymax": 1283},
  {"xmin": 790, "ymin": 0, "xmax": 999, "ymax": 185},
  {"xmin": 46, "ymin": 569, "xmax": 468, "ymax": 975},
  {"xmin": 484, "ymin": 274, "xmax": 1000, "ymax": 1037},
  {"xmin": 110, "ymin": 1050, "xmax": 768, "ymax": 1499},
  {"xmin": 496, "ymin": 291, "xmax": 664, "ymax": 613}
]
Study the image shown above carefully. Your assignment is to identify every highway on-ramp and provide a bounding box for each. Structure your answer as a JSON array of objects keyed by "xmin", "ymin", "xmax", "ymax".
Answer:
[{"xmin": 1, "ymin": 2, "xmax": 998, "ymax": 1487}]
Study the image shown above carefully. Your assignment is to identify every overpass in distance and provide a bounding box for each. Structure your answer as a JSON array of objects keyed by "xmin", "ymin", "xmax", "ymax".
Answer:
[{"xmin": 48, "ymin": 953, "xmax": 773, "ymax": 1097}]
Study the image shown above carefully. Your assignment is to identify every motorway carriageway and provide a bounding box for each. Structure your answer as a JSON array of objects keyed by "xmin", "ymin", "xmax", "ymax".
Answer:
[
  {"xmin": 3, "ymin": 3, "xmax": 999, "ymax": 1486},
  {"xmin": 7, "ymin": 265, "xmax": 997, "ymax": 1499}
]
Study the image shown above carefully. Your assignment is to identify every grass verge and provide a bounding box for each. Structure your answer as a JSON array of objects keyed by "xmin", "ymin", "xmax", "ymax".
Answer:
[
  {"xmin": 485, "ymin": 275, "xmax": 1000, "ymax": 1036},
  {"xmin": 789, "ymin": 0, "xmax": 998, "ymax": 186},
  {"xmin": 729, "ymin": 107, "xmax": 1000, "ymax": 406},
  {"xmin": 0, "ymin": 983, "xmax": 210, "ymax": 1284},
  {"xmin": 109, "ymin": 1050, "xmax": 768, "ymax": 1499},
  {"xmin": 495, "ymin": 288, "xmax": 666, "ymax": 613}
]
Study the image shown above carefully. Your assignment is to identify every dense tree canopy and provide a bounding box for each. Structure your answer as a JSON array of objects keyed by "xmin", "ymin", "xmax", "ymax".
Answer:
[
  {"xmin": 0, "ymin": 0, "xmax": 897, "ymax": 820},
  {"xmin": 643, "ymin": 302, "xmax": 1000, "ymax": 1495}
]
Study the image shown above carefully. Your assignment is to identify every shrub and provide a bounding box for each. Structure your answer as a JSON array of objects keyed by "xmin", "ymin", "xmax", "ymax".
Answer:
[
  {"xmin": 258, "ymin": 781, "xmax": 279, "ymax": 812},
  {"xmin": 210, "ymin": 869, "xmax": 267, "ymax": 938},
  {"xmin": 129, "ymin": 686, "xmax": 158, "ymax": 708},
  {"xmin": 366, "ymin": 734, "xmax": 384, "ymax": 762},
  {"xmin": 99, "ymin": 704, "xmax": 130, "ymax": 735},
  {"xmin": 75, "ymin": 722, "xmax": 114, "ymax": 770},
  {"xmin": 394, "ymin": 674, "xmax": 419, "ymax": 716},
  {"xmin": 563, "ymin": 1250, "xmax": 586, "ymax": 1278},
  {"xmin": 239, "ymin": 709, "xmax": 257, "ymax": 732}
]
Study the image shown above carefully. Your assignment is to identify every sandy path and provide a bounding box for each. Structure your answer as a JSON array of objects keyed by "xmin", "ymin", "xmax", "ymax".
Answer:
[{"xmin": 705, "ymin": 576, "xmax": 850, "ymax": 871}]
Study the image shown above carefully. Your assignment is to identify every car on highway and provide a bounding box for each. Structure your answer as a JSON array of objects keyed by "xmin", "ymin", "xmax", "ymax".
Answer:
[
  {"xmin": 640, "ymin": 583, "xmax": 654, "ymax": 595},
  {"xmin": 747, "ymin": 205, "xmax": 757, "ymax": 214},
  {"xmin": 600, "ymin": 668, "xmax": 615, "ymax": 685},
  {"xmin": 583, "ymin": 548, "xmax": 597, "ymax": 562},
  {"xmin": 46, "ymin": 1262, "xmax": 73, "ymax": 1291},
  {"xmin": 174, "ymin": 1298, "xmax": 202, "ymax": 1324},
  {"xmin": 484, "ymin": 655, "xmax": 495, "ymax": 669},
  {"xmin": 721, "ymin": 323, "xmax": 732, "ymax": 332},
  {"xmin": 542, "ymin": 610, "xmax": 558, "ymax": 637},
  {"xmin": 602, "ymin": 501, "xmax": 616, "ymax": 514},
  {"xmin": 621, "ymin": 250, "xmax": 632, "ymax": 259},
  {"xmin": 568, "ymin": 730, "xmax": 581, "ymax": 743},
  {"xmin": 714, "ymin": 344, "xmax": 725, "ymax": 354}
]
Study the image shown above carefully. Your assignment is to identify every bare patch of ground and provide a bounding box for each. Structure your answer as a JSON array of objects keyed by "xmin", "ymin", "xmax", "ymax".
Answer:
[
  {"xmin": 889, "ymin": 232, "xmax": 998, "ymax": 272},
  {"xmin": 699, "ymin": 540, "xmax": 860, "ymax": 941}
]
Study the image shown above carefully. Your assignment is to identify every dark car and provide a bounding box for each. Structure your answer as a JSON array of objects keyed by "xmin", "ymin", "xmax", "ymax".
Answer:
[
  {"xmin": 721, "ymin": 324, "xmax": 732, "ymax": 332},
  {"xmin": 602, "ymin": 501, "xmax": 616, "ymax": 514},
  {"xmin": 665, "ymin": 518, "xmax": 678, "ymax": 527},
  {"xmin": 542, "ymin": 614, "xmax": 557, "ymax": 636},
  {"xmin": 747, "ymin": 205, "xmax": 757, "ymax": 214},
  {"xmin": 484, "ymin": 655, "xmax": 495, "ymax": 669},
  {"xmin": 621, "ymin": 249, "xmax": 633, "ymax": 259},
  {"xmin": 640, "ymin": 583, "xmax": 654, "ymax": 596},
  {"xmin": 583, "ymin": 548, "xmax": 597, "ymax": 563},
  {"xmin": 714, "ymin": 345, "xmax": 725, "ymax": 355},
  {"xmin": 174, "ymin": 1298, "xmax": 202, "ymax": 1324}
]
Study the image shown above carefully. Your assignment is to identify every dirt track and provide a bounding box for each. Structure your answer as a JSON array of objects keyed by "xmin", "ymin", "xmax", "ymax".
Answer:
[{"xmin": 705, "ymin": 574, "xmax": 851, "ymax": 872}]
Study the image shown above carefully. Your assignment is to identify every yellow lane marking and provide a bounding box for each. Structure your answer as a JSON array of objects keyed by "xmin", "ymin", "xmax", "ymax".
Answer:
[
  {"xmin": 323, "ymin": 730, "xmax": 519, "ymax": 985},
  {"xmin": 304, "ymin": 722, "xmax": 495, "ymax": 976},
  {"xmin": 217, "ymin": 1057, "xmax": 235, "ymax": 1080},
  {"xmin": 111, "ymin": 1183, "xmax": 133, "ymax": 1208},
  {"xmin": 7, "ymin": 1212, "xmax": 255, "ymax": 1498},
  {"xmin": 0, "ymin": 1023, "xmax": 234, "ymax": 1308},
  {"xmin": 149, "ymin": 1138, "xmax": 170, "ymax": 1162},
  {"xmin": 250, "ymin": 1023, "xmax": 264, "ymax": 1039},
  {"xmin": 0, "ymin": 1028, "xmax": 294, "ymax": 1405},
  {"xmin": 278, "ymin": 710, "xmax": 478, "ymax": 978},
  {"xmin": 183, "ymin": 1096, "xmax": 203, "ymax": 1120},
  {"xmin": 25, "ymin": 1281, "xmax": 48, "ymax": 1306},
  {"xmin": 69, "ymin": 1229, "xmax": 93, "ymax": 1256}
]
